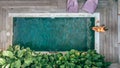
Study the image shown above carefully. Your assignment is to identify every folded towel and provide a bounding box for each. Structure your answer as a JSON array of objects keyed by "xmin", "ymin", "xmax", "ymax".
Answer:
[
  {"xmin": 82, "ymin": 0, "xmax": 98, "ymax": 13},
  {"xmin": 67, "ymin": 0, "xmax": 79, "ymax": 13}
]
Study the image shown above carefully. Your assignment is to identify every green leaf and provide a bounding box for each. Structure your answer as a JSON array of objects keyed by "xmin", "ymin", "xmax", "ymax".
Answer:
[
  {"xmin": 60, "ymin": 65, "xmax": 65, "ymax": 68},
  {"xmin": 23, "ymin": 57, "xmax": 33, "ymax": 66},
  {"xmin": 11, "ymin": 60, "xmax": 21, "ymax": 68},
  {"xmin": 2, "ymin": 64, "xmax": 6, "ymax": 68},
  {"xmin": 103, "ymin": 62, "xmax": 112, "ymax": 67},
  {"xmin": 14, "ymin": 60, "xmax": 21, "ymax": 68},
  {"xmin": 81, "ymin": 52, "xmax": 87, "ymax": 57},
  {"xmin": 96, "ymin": 62, "xmax": 103, "ymax": 67},
  {"xmin": 84, "ymin": 65, "xmax": 90, "ymax": 68},
  {"xmin": 17, "ymin": 51, "xmax": 24, "ymax": 58},
  {"xmin": 69, "ymin": 49, "xmax": 76, "ymax": 54},
  {"xmin": 59, "ymin": 56, "xmax": 65, "ymax": 61},
  {"xmin": 2, "ymin": 51, "xmax": 14, "ymax": 58},
  {"xmin": 56, "ymin": 53, "xmax": 63, "ymax": 57},
  {"xmin": 0, "ymin": 58, "xmax": 6, "ymax": 65},
  {"xmin": 75, "ymin": 51, "xmax": 80, "ymax": 56},
  {"xmin": 14, "ymin": 45, "xmax": 20, "ymax": 51},
  {"xmin": 17, "ymin": 49, "xmax": 26, "ymax": 58},
  {"xmin": 70, "ymin": 54, "xmax": 76, "ymax": 58},
  {"xmin": 5, "ymin": 64, "xmax": 10, "ymax": 68},
  {"xmin": 92, "ymin": 66, "xmax": 98, "ymax": 68},
  {"xmin": 85, "ymin": 60, "xmax": 92, "ymax": 65},
  {"xmin": 76, "ymin": 65, "xmax": 82, "ymax": 68},
  {"xmin": 45, "ymin": 65, "xmax": 52, "ymax": 68}
]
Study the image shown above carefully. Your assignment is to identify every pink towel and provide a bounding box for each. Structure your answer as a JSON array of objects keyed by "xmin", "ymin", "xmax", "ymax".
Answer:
[
  {"xmin": 82, "ymin": 0, "xmax": 98, "ymax": 13},
  {"xmin": 67, "ymin": 0, "xmax": 79, "ymax": 13}
]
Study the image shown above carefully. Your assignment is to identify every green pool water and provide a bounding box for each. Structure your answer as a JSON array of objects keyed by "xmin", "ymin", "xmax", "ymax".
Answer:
[{"xmin": 13, "ymin": 17, "xmax": 95, "ymax": 51}]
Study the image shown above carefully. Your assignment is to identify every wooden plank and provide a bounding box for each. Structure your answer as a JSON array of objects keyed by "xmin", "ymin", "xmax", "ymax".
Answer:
[
  {"xmin": 0, "ymin": 1, "xmax": 52, "ymax": 7},
  {"xmin": 0, "ymin": 8, "xmax": 3, "ymax": 49},
  {"xmin": 112, "ymin": 0, "xmax": 118, "ymax": 62},
  {"xmin": 118, "ymin": 0, "xmax": 120, "ymax": 14}
]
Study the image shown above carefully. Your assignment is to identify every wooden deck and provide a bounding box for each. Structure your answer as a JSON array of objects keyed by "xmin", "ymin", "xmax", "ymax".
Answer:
[
  {"xmin": 0, "ymin": 0, "xmax": 119, "ymax": 62},
  {"xmin": 109, "ymin": 63, "xmax": 120, "ymax": 68}
]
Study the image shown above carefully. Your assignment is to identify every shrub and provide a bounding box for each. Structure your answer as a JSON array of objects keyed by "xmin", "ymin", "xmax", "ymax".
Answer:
[{"xmin": 0, "ymin": 45, "xmax": 111, "ymax": 68}]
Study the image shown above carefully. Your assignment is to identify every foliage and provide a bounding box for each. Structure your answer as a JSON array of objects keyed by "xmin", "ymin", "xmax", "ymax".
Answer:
[{"xmin": 0, "ymin": 45, "xmax": 111, "ymax": 68}]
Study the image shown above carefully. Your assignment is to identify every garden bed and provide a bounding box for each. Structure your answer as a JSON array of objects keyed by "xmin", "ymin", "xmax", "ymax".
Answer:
[{"xmin": 0, "ymin": 45, "xmax": 111, "ymax": 68}]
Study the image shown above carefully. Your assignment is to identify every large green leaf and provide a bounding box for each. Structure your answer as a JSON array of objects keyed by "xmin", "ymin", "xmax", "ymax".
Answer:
[
  {"xmin": 5, "ymin": 64, "xmax": 10, "ymax": 68},
  {"xmin": 2, "ymin": 64, "xmax": 6, "ymax": 68},
  {"xmin": 14, "ymin": 45, "xmax": 20, "ymax": 51},
  {"xmin": 17, "ymin": 49, "xmax": 26, "ymax": 58},
  {"xmin": 60, "ymin": 65, "xmax": 65, "ymax": 68},
  {"xmin": 2, "ymin": 51, "xmax": 14, "ymax": 58},
  {"xmin": 96, "ymin": 62, "xmax": 103, "ymax": 67},
  {"xmin": 23, "ymin": 57, "xmax": 33, "ymax": 67},
  {"xmin": 11, "ymin": 60, "xmax": 21, "ymax": 68},
  {"xmin": 0, "ymin": 58, "xmax": 6, "ymax": 65},
  {"xmin": 76, "ymin": 65, "xmax": 82, "ymax": 68}
]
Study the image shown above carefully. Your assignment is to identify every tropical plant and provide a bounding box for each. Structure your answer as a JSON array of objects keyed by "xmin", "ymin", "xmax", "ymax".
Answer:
[{"xmin": 0, "ymin": 45, "xmax": 111, "ymax": 68}]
